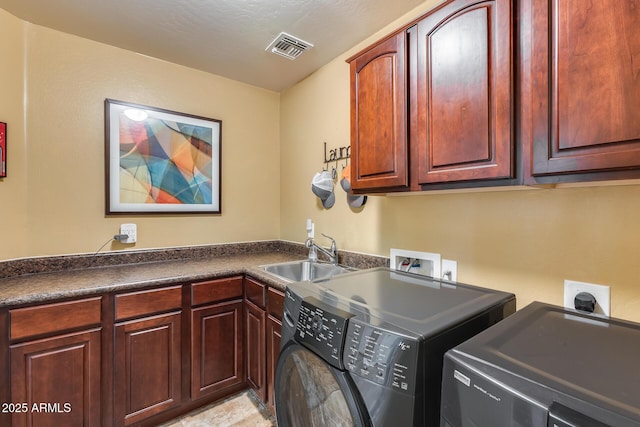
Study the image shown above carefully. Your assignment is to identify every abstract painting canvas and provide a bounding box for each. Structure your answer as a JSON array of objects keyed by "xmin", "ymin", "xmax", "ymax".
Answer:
[{"xmin": 105, "ymin": 99, "xmax": 221, "ymax": 214}]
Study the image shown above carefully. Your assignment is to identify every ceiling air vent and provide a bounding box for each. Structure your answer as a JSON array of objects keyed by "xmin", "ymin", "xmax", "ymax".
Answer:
[{"xmin": 266, "ymin": 32, "xmax": 313, "ymax": 60}]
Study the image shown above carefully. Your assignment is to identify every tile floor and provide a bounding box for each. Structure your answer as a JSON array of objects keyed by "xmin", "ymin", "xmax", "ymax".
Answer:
[{"xmin": 159, "ymin": 391, "xmax": 276, "ymax": 427}]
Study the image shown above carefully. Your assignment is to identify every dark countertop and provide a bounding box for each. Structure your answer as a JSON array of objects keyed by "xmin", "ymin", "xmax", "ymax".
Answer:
[
  {"xmin": 0, "ymin": 240, "xmax": 389, "ymax": 309},
  {"xmin": 0, "ymin": 252, "xmax": 304, "ymax": 309},
  {"xmin": 0, "ymin": 241, "xmax": 389, "ymax": 309}
]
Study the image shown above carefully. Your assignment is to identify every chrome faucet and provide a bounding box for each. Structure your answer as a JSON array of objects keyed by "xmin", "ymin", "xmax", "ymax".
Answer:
[{"xmin": 305, "ymin": 233, "xmax": 338, "ymax": 265}]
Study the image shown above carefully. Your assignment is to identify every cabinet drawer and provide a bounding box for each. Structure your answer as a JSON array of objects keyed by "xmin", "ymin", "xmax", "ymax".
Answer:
[
  {"xmin": 10, "ymin": 297, "xmax": 102, "ymax": 341},
  {"xmin": 115, "ymin": 286, "xmax": 182, "ymax": 321},
  {"xmin": 191, "ymin": 276, "xmax": 243, "ymax": 307},
  {"xmin": 245, "ymin": 277, "xmax": 265, "ymax": 309},
  {"xmin": 267, "ymin": 287, "xmax": 285, "ymax": 320}
]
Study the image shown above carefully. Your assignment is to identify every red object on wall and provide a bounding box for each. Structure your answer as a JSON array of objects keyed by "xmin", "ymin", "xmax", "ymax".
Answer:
[{"xmin": 0, "ymin": 122, "xmax": 6, "ymax": 178}]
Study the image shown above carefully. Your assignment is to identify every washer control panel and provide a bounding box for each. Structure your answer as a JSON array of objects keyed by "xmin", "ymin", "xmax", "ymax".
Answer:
[
  {"xmin": 296, "ymin": 296, "xmax": 352, "ymax": 369},
  {"xmin": 343, "ymin": 319, "xmax": 419, "ymax": 395}
]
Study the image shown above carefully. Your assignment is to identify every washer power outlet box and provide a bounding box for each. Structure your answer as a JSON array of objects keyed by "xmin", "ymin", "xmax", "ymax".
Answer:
[{"xmin": 563, "ymin": 280, "xmax": 610, "ymax": 317}]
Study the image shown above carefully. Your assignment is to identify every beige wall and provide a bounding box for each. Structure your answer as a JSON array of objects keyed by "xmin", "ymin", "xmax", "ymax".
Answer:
[
  {"xmin": 280, "ymin": 1, "xmax": 640, "ymax": 322},
  {"xmin": 0, "ymin": 10, "xmax": 28, "ymax": 259},
  {"xmin": 3, "ymin": 4, "xmax": 640, "ymax": 322},
  {"xmin": 0, "ymin": 13, "xmax": 281, "ymax": 259}
]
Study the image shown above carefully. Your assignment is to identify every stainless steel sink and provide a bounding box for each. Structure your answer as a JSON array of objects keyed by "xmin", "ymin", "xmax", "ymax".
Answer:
[{"xmin": 261, "ymin": 260, "xmax": 355, "ymax": 283}]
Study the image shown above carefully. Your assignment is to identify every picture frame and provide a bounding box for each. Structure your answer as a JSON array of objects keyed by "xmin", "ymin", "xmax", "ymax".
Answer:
[
  {"xmin": 0, "ymin": 121, "xmax": 6, "ymax": 178},
  {"xmin": 105, "ymin": 99, "xmax": 221, "ymax": 214}
]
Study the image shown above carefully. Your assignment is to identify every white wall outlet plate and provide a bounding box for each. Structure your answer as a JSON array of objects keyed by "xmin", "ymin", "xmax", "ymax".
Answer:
[
  {"xmin": 120, "ymin": 223, "xmax": 137, "ymax": 244},
  {"xmin": 442, "ymin": 259, "xmax": 458, "ymax": 281},
  {"xmin": 564, "ymin": 279, "xmax": 610, "ymax": 317},
  {"xmin": 390, "ymin": 248, "xmax": 441, "ymax": 278}
]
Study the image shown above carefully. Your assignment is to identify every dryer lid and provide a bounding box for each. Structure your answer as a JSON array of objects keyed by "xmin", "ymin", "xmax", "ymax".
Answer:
[{"xmin": 452, "ymin": 302, "xmax": 640, "ymax": 418}]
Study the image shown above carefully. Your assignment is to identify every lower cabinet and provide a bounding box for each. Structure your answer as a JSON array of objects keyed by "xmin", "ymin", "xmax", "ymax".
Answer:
[
  {"xmin": 7, "ymin": 297, "xmax": 103, "ymax": 427},
  {"xmin": 266, "ymin": 286, "xmax": 285, "ymax": 414},
  {"xmin": 113, "ymin": 286, "xmax": 183, "ymax": 427},
  {"xmin": 244, "ymin": 278, "xmax": 285, "ymax": 415},
  {"xmin": 190, "ymin": 276, "xmax": 245, "ymax": 402},
  {"xmin": 114, "ymin": 312, "xmax": 182, "ymax": 426},
  {"xmin": 265, "ymin": 315, "xmax": 282, "ymax": 414},
  {"xmin": 244, "ymin": 277, "xmax": 267, "ymax": 403},
  {"xmin": 245, "ymin": 299, "xmax": 266, "ymax": 402},
  {"xmin": 11, "ymin": 329, "xmax": 102, "ymax": 427},
  {"xmin": 191, "ymin": 300, "xmax": 244, "ymax": 399},
  {"xmin": 2, "ymin": 275, "xmax": 284, "ymax": 426}
]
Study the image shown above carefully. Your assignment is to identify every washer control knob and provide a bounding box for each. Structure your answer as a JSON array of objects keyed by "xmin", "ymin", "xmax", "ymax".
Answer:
[{"xmin": 311, "ymin": 314, "xmax": 323, "ymax": 333}]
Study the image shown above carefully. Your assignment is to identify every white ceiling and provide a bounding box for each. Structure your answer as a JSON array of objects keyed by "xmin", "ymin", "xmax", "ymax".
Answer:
[{"xmin": 0, "ymin": 0, "xmax": 425, "ymax": 92}]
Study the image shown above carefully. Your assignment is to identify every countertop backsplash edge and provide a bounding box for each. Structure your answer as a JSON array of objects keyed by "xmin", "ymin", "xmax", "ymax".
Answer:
[{"xmin": 0, "ymin": 240, "xmax": 389, "ymax": 279}]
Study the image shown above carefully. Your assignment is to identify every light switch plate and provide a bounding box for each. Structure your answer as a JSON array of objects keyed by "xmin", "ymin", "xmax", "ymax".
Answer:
[{"xmin": 564, "ymin": 279, "xmax": 610, "ymax": 317}]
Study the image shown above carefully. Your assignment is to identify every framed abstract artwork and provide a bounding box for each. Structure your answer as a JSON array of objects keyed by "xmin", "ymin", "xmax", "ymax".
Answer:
[
  {"xmin": 0, "ymin": 121, "xmax": 6, "ymax": 178},
  {"xmin": 105, "ymin": 99, "xmax": 221, "ymax": 214}
]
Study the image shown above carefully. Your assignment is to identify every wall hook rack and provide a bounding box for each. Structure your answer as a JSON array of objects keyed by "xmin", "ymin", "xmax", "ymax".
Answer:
[{"xmin": 323, "ymin": 142, "xmax": 350, "ymax": 180}]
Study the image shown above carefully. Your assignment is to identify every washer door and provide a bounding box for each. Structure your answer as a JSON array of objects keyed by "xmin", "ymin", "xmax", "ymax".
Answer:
[{"xmin": 275, "ymin": 342, "xmax": 370, "ymax": 427}]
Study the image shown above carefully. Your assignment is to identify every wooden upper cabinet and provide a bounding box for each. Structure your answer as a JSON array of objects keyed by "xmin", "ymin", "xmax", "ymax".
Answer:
[
  {"xmin": 348, "ymin": 0, "xmax": 514, "ymax": 192},
  {"xmin": 349, "ymin": 31, "xmax": 408, "ymax": 190},
  {"xmin": 523, "ymin": 0, "xmax": 640, "ymax": 181},
  {"xmin": 414, "ymin": 0, "xmax": 513, "ymax": 184}
]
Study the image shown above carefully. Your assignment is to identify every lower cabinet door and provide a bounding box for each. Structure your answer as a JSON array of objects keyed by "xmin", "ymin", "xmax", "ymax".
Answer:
[
  {"xmin": 191, "ymin": 300, "xmax": 244, "ymax": 400},
  {"xmin": 10, "ymin": 328, "xmax": 101, "ymax": 427},
  {"xmin": 245, "ymin": 301, "xmax": 266, "ymax": 402},
  {"xmin": 114, "ymin": 312, "xmax": 182, "ymax": 426},
  {"xmin": 266, "ymin": 315, "xmax": 282, "ymax": 414}
]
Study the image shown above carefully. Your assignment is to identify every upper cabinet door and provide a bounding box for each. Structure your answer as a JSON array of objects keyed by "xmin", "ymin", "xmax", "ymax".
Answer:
[
  {"xmin": 524, "ymin": 0, "xmax": 640, "ymax": 180},
  {"xmin": 415, "ymin": 0, "xmax": 513, "ymax": 184},
  {"xmin": 350, "ymin": 32, "xmax": 408, "ymax": 190}
]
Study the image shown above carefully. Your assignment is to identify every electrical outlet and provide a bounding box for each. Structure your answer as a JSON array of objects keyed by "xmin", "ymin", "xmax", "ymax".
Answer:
[
  {"xmin": 442, "ymin": 259, "xmax": 458, "ymax": 281},
  {"xmin": 564, "ymin": 280, "xmax": 610, "ymax": 316},
  {"xmin": 120, "ymin": 223, "xmax": 137, "ymax": 244}
]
